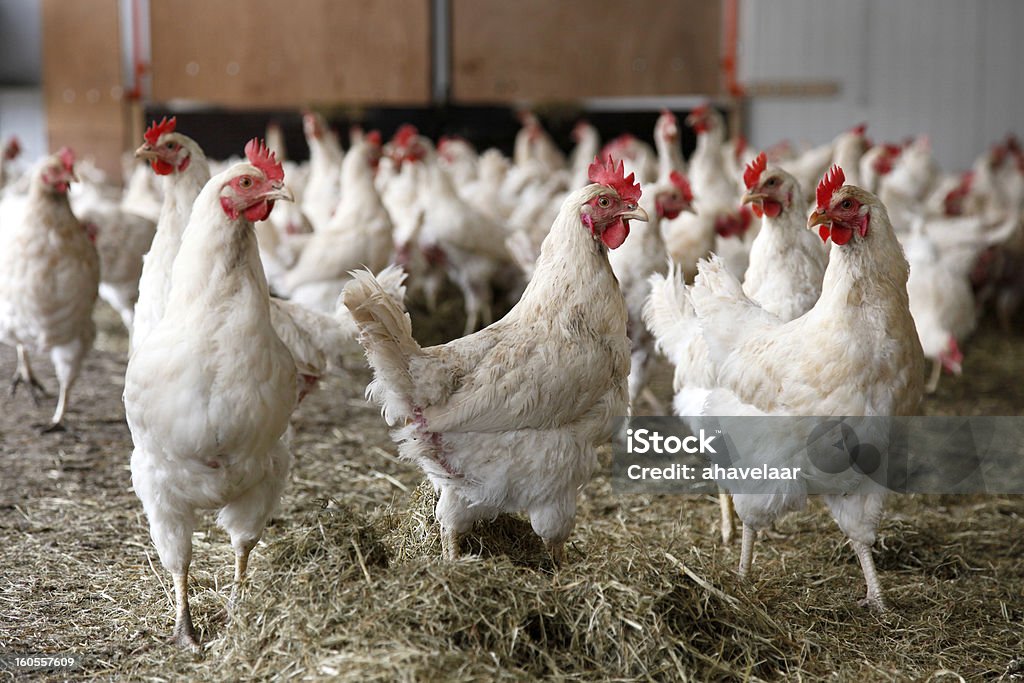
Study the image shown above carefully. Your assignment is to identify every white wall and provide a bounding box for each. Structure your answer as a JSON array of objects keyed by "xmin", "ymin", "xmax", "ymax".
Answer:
[{"xmin": 739, "ymin": 0, "xmax": 1024, "ymax": 171}]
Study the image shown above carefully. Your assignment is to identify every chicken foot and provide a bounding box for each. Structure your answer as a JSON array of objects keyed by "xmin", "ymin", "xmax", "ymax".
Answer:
[
  {"xmin": 853, "ymin": 540, "xmax": 888, "ymax": 611},
  {"xmin": 172, "ymin": 570, "xmax": 200, "ymax": 650},
  {"xmin": 229, "ymin": 538, "xmax": 259, "ymax": 611},
  {"xmin": 9, "ymin": 345, "xmax": 48, "ymax": 406}
]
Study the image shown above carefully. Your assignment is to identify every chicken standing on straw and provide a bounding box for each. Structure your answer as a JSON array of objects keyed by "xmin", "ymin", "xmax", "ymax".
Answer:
[
  {"xmin": 126, "ymin": 140, "xmax": 297, "ymax": 649},
  {"xmin": 344, "ymin": 156, "xmax": 647, "ymax": 564}
]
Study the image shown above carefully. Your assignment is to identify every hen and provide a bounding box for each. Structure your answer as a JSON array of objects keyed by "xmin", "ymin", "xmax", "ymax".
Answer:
[
  {"xmin": 608, "ymin": 171, "xmax": 693, "ymax": 411},
  {"xmin": 343, "ymin": 157, "xmax": 646, "ymax": 563},
  {"xmin": 689, "ymin": 166, "xmax": 924, "ymax": 609},
  {"xmin": 125, "ymin": 141, "xmax": 297, "ymax": 649},
  {"xmin": 276, "ymin": 133, "xmax": 393, "ymax": 311},
  {"xmin": 300, "ymin": 112, "xmax": 344, "ymax": 231},
  {"xmin": 132, "ymin": 117, "xmax": 212, "ymax": 353},
  {"xmin": 0, "ymin": 148, "xmax": 100, "ymax": 430},
  {"xmin": 133, "ymin": 118, "xmax": 354, "ymax": 401},
  {"xmin": 646, "ymin": 153, "xmax": 827, "ymax": 542}
]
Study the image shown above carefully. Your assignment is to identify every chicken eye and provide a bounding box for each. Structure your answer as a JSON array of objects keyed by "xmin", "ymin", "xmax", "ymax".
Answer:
[
  {"xmin": 766, "ymin": 178, "xmax": 777, "ymax": 186},
  {"xmin": 239, "ymin": 176, "xmax": 253, "ymax": 189},
  {"xmin": 598, "ymin": 196, "xmax": 611, "ymax": 208},
  {"xmin": 841, "ymin": 199, "xmax": 853, "ymax": 209},
  {"xmin": 166, "ymin": 141, "xmax": 176, "ymax": 149}
]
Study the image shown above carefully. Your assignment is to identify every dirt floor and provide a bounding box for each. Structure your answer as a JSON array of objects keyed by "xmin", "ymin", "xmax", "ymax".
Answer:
[{"xmin": 1, "ymin": 301, "xmax": 1022, "ymax": 682}]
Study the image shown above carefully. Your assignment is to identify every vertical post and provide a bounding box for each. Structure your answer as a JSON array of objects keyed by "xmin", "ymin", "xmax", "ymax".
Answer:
[{"xmin": 432, "ymin": 0, "xmax": 450, "ymax": 105}]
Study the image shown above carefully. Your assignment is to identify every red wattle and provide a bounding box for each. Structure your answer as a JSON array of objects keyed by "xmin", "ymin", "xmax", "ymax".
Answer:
[
  {"xmin": 830, "ymin": 225, "xmax": 853, "ymax": 245},
  {"xmin": 762, "ymin": 200, "xmax": 783, "ymax": 218},
  {"xmin": 151, "ymin": 159, "xmax": 174, "ymax": 175},
  {"xmin": 818, "ymin": 225, "xmax": 831, "ymax": 243},
  {"xmin": 602, "ymin": 218, "xmax": 629, "ymax": 249},
  {"xmin": 751, "ymin": 204, "xmax": 764, "ymax": 218},
  {"xmin": 244, "ymin": 200, "xmax": 273, "ymax": 222}
]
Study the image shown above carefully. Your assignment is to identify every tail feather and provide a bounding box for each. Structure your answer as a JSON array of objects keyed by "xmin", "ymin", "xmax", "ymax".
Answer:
[
  {"xmin": 342, "ymin": 267, "xmax": 421, "ymax": 425},
  {"xmin": 643, "ymin": 261, "xmax": 701, "ymax": 369},
  {"xmin": 690, "ymin": 255, "xmax": 780, "ymax": 367},
  {"xmin": 334, "ymin": 263, "xmax": 408, "ymax": 337}
]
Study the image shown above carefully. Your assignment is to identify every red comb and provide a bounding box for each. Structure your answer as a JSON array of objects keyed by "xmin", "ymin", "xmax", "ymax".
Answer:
[
  {"xmin": 244, "ymin": 138, "xmax": 284, "ymax": 182},
  {"xmin": 851, "ymin": 123, "xmax": 867, "ymax": 136},
  {"xmin": 366, "ymin": 130, "xmax": 382, "ymax": 147},
  {"xmin": 743, "ymin": 151, "xmax": 767, "ymax": 190},
  {"xmin": 393, "ymin": 124, "xmax": 418, "ymax": 148},
  {"xmin": 816, "ymin": 165, "xmax": 845, "ymax": 210},
  {"xmin": 659, "ymin": 108, "xmax": 676, "ymax": 123},
  {"xmin": 669, "ymin": 170, "xmax": 693, "ymax": 203},
  {"xmin": 691, "ymin": 103, "xmax": 709, "ymax": 118},
  {"xmin": 588, "ymin": 155, "xmax": 641, "ymax": 203},
  {"xmin": 57, "ymin": 146, "xmax": 75, "ymax": 172},
  {"xmin": 144, "ymin": 116, "xmax": 176, "ymax": 145}
]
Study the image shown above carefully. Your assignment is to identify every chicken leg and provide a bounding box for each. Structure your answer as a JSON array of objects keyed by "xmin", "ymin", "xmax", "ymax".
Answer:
[
  {"xmin": 853, "ymin": 541, "xmax": 888, "ymax": 611},
  {"xmin": 925, "ymin": 358, "xmax": 942, "ymax": 394},
  {"xmin": 719, "ymin": 493, "xmax": 736, "ymax": 544},
  {"xmin": 229, "ymin": 537, "xmax": 259, "ymax": 611},
  {"xmin": 172, "ymin": 571, "xmax": 200, "ymax": 650},
  {"xmin": 441, "ymin": 528, "xmax": 462, "ymax": 561},
  {"xmin": 9, "ymin": 344, "xmax": 48, "ymax": 405},
  {"xmin": 45, "ymin": 339, "xmax": 86, "ymax": 431},
  {"xmin": 738, "ymin": 524, "xmax": 756, "ymax": 578}
]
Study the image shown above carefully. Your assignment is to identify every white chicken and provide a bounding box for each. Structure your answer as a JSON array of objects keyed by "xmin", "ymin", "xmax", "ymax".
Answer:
[
  {"xmin": 646, "ymin": 153, "xmax": 827, "ymax": 543},
  {"xmin": 689, "ymin": 167, "xmax": 924, "ymax": 609},
  {"xmin": 276, "ymin": 134, "xmax": 393, "ymax": 312},
  {"xmin": 133, "ymin": 118, "xmax": 356, "ymax": 402},
  {"xmin": 343, "ymin": 156, "xmax": 646, "ymax": 563},
  {"xmin": 125, "ymin": 140, "xmax": 297, "ymax": 649},
  {"xmin": 609, "ymin": 170, "xmax": 693, "ymax": 412},
  {"xmin": 300, "ymin": 112, "xmax": 344, "ymax": 231},
  {"xmin": 0, "ymin": 148, "xmax": 100, "ymax": 430},
  {"xmin": 132, "ymin": 117, "xmax": 212, "ymax": 353}
]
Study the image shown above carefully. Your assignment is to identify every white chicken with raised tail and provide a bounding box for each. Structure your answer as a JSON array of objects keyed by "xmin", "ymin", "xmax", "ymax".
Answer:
[
  {"xmin": 344, "ymin": 157, "xmax": 646, "ymax": 564},
  {"xmin": 689, "ymin": 166, "xmax": 924, "ymax": 609},
  {"xmin": 0, "ymin": 148, "xmax": 99, "ymax": 430},
  {"xmin": 125, "ymin": 140, "xmax": 297, "ymax": 650},
  {"xmin": 645, "ymin": 152, "xmax": 827, "ymax": 543}
]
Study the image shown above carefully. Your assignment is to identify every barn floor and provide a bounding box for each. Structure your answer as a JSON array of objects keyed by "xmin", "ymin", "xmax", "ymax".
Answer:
[{"xmin": 1, "ymin": 301, "xmax": 1022, "ymax": 682}]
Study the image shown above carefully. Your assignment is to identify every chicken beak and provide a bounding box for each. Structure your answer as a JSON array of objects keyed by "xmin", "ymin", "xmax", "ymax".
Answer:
[
  {"xmin": 135, "ymin": 143, "xmax": 157, "ymax": 161},
  {"xmin": 807, "ymin": 209, "xmax": 831, "ymax": 228},
  {"xmin": 264, "ymin": 182, "xmax": 295, "ymax": 203},
  {"xmin": 741, "ymin": 191, "xmax": 768, "ymax": 205},
  {"xmin": 619, "ymin": 205, "xmax": 649, "ymax": 222}
]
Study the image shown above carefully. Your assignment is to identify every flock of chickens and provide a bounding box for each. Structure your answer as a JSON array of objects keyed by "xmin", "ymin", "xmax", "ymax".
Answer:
[{"xmin": 0, "ymin": 105, "xmax": 1022, "ymax": 649}]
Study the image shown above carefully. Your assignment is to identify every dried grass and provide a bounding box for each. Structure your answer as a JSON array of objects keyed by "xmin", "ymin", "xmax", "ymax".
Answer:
[{"xmin": 0, "ymin": 303, "xmax": 1022, "ymax": 682}]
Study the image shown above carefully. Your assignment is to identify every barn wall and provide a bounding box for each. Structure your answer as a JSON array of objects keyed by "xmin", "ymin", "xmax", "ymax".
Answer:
[
  {"xmin": 739, "ymin": 0, "xmax": 1024, "ymax": 170},
  {"xmin": 450, "ymin": 0, "xmax": 723, "ymax": 103},
  {"xmin": 148, "ymin": 0, "xmax": 432, "ymax": 108}
]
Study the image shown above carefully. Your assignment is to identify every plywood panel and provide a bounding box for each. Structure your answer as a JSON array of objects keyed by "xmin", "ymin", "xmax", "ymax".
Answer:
[
  {"xmin": 451, "ymin": 0, "xmax": 722, "ymax": 102},
  {"xmin": 41, "ymin": 0, "xmax": 127, "ymax": 177},
  {"xmin": 149, "ymin": 0, "xmax": 431, "ymax": 107}
]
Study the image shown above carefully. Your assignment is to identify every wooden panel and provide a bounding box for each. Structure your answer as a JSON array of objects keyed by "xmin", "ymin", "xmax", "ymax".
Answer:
[
  {"xmin": 41, "ymin": 0, "xmax": 127, "ymax": 178},
  {"xmin": 451, "ymin": 0, "xmax": 722, "ymax": 103},
  {"xmin": 149, "ymin": 0, "xmax": 431, "ymax": 107}
]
